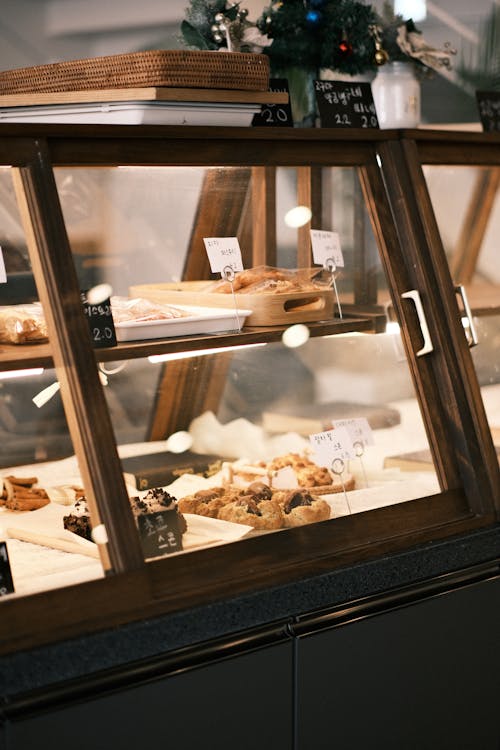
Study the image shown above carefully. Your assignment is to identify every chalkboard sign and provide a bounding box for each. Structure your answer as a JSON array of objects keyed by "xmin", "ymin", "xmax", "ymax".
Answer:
[
  {"xmin": 314, "ymin": 80, "xmax": 379, "ymax": 129},
  {"xmin": 81, "ymin": 291, "xmax": 117, "ymax": 348},
  {"xmin": 137, "ymin": 510, "xmax": 183, "ymax": 559},
  {"xmin": 252, "ymin": 78, "xmax": 293, "ymax": 127},
  {"xmin": 0, "ymin": 542, "xmax": 14, "ymax": 596},
  {"xmin": 476, "ymin": 90, "xmax": 500, "ymax": 132}
]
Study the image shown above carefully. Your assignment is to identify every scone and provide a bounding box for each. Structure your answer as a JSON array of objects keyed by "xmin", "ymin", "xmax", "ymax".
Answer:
[
  {"xmin": 274, "ymin": 489, "xmax": 331, "ymax": 528},
  {"xmin": 177, "ymin": 486, "xmax": 236, "ymax": 519},
  {"xmin": 218, "ymin": 481, "xmax": 283, "ymax": 530}
]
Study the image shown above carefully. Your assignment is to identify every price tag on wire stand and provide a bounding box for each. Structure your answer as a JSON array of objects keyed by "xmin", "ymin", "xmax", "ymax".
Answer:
[
  {"xmin": 203, "ymin": 237, "xmax": 244, "ymax": 275},
  {"xmin": 332, "ymin": 417, "xmax": 374, "ymax": 448},
  {"xmin": 309, "ymin": 426, "xmax": 354, "ymax": 466},
  {"xmin": 332, "ymin": 417, "xmax": 373, "ymax": 488},
  {"xmin": 309, "ymin": 427, "xmax": 355, "ymax": 513},
  {"xmin": 310, "ymin": 229, "xmax": 344, "ymax": 269},
  {"xmin": 203, "ymin": 237, "xmax": 244, "ymax": 331},
  {"xmin": 310, "ymin": 229, "xmax": 344, "ymax": 319}
]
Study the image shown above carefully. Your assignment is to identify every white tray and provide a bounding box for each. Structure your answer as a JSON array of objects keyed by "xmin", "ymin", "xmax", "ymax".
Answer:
[
  {"xmin": 114, "ymin": 305, "xmax": 253, "ymax": 341},
  {"xmin": 0, "ymin": 100, "xmax": 261, "ymax": 126}
]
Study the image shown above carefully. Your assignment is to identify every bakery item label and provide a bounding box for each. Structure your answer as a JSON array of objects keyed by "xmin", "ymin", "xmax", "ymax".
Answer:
[
  {"xmin": 0, "ymin": 542, "xmax": 14, "ymax": 596},
  {"xmin": 81, "ymin": 290, "xmax": 117, "ymax": 348},
  {"xmin": 137, "ymin": 510, "xmax": 183, "ymax": 559}
]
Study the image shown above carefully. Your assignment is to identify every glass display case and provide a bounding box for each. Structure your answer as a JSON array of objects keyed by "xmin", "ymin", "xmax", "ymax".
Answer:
[
  {"xmin": 0, "ymin": 124, "xmax": 497, "ymax": 653},
  {"xmin": 402, "ymin": 130, "xmax": 500, "ymax": 448}
]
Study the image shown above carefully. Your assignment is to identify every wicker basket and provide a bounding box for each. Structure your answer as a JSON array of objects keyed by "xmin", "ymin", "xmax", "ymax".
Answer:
[{"xmin": 0, "ymin": 50, "xmax": 270, "ymax": 95}]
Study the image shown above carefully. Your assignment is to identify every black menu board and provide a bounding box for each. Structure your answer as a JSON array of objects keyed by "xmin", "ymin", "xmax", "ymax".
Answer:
[
  {"xmin": 314, "ymin": 80, "xmax": 379, "ymax": 129},
  {"xmin": 81, "ymin": 291, "xmax": 117, "ymax": 348},
  {"xmin": 252, "ymin": 78, "xmax": 294, "ymax": 127},
  {"xmin": 0, "ymin": 542, "xmax": 14, "ymax": 596},
  {"xmin": 137, "ymin": 510, "xmax": 183, "ymax": 559},
  {"xmin": 476, "ymin": 90, "xmax": 500, "ymax": 132}
]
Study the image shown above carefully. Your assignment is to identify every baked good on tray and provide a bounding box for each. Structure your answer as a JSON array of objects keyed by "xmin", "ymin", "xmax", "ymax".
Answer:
[
  {"xmin": 63, "ymin": 497, "xmax": 92, "ymax": 541},
  {"xmin": 209, "ymin": 266, "xmax": 330, "ymax": 295},
  {"xmin": 178, "ymin": 480, "xmax": 331, "ymax": 530},
  {"xmin": 0, "ymin": 304, "xmax": 48, "ymax": 344},
  {"xmin": 64, "ymin": 488, "xmax": 188, "ymax": 542},
  {"xmin": 230, "ymin": 452, "xmax": 355, "ymax": 494},
  {"xmin": 273, "ymin": 489, "xmax": 331, "ymax": 528},
  {"xmin": 218, "ymin": 482, "xmax": 283, "ymax": 530}
]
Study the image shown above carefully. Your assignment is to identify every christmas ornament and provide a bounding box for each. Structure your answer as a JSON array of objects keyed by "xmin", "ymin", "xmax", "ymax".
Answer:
[
  {"xmin": 209, "ymin": 4, "xmax": 252, "ymax": 52},
  {"xmin": 338, "ymin": 31, "xmax": 353, "ymax": 59},
  {"xmin": 369, "ymin": 24, "xmax": 389, "ymax": 66},
  {"xmin": 305, "ymin": 9, "xmax": 321, "ymax": 25}
]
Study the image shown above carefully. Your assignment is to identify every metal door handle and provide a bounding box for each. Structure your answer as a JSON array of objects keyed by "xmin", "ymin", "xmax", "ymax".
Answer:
[
  {"xmin": 401, "ymin": 289, "xmax": 433, "ymax": 356},
  {"xmin": 455, "ymin": 284, "xmax": 478, "ymax": 347}
]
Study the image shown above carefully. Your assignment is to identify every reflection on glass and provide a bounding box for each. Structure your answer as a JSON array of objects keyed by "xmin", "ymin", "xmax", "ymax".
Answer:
[
  {"xmin": 0, "ymin": 159, "xmax": 442, "ymax": 585},
  {"xmin": 424, "ymin": 165, "xmax": 500, "ymax": 443},
  {"xmin": 0, "ymin": 368, "xmax": 104, "ymax": 597}
]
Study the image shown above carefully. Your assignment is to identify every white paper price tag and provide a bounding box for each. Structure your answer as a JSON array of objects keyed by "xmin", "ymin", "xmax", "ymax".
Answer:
[
  {"xmin": 0, "ymin": 246, "xmax": 6, "ymax": 283},
  {"xmin": 309, "ymin": 426, "xmax": 354, "ymax": 467},
  {"xmin": 310, "ymin": 230, "xmax": 344, "ymax": 269},
  {"xmin": 332, "ymin": 417, "xmax": 374, "ymax": 449},
  {"xmin": 203, "ymin": 237, "xmax": 244, "ymax": 275}
]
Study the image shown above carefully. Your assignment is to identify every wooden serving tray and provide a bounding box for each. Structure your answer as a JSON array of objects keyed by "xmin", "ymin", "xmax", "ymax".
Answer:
[{"xmin": 130, "ymin": 281, "xmax": 335, "ymax": 327}]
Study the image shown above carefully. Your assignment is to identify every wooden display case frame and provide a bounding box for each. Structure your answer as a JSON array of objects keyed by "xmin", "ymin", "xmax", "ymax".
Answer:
[{"xmin": 0, "ymin": 124, "xmax": 498, "ymax": 656}]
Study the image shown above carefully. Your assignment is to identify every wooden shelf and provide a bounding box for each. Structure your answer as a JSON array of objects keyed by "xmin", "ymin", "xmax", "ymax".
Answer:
[{"xmin": 0, "ymin": 316, "xmax": 375, "ymax": 370}]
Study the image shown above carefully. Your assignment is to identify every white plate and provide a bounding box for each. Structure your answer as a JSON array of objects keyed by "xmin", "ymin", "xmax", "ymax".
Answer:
[
  {"xmin": 114, "ymin": 305, "xmax": 253, "ymax": 341},
  {"xmin": 0, "ymin": 101, "xmax": 261, "ymax": 126}
]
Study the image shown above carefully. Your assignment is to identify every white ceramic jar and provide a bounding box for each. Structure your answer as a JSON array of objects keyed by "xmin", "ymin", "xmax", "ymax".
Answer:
[{"xmin": 371, "ymin": 61, "xmax": 420, "ymax": 129}]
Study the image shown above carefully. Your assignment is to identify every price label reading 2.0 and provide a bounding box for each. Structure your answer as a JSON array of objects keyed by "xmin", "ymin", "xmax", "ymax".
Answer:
[
  {"xmin": 314, "ymin": 80, "xmax": 379, "ymax": 129},
  {"xmin": 252, "ymin": 79, "xmax": 294, "ymax": 128},
  {"xmin": 81, "ymin": 292, "xmax": 117, "ymax": 349}
]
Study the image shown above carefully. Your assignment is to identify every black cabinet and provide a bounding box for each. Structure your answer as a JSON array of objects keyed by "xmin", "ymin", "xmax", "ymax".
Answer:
[
  {"xmin": 295, "ymin": 576, "xmax": 500, "ymax": 750},
  {"xmin": 4, "ymin": 639, "xmax": 293, "ymax": 750}
]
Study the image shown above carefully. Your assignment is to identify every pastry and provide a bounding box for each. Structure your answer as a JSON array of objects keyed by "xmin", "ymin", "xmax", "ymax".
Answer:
[
  {"xmin": 217, "ymin": 480, "xmax": 283, "ymax": 530},
  {"xmin": 177, "ymin": 486, "xmax": 237, "ymax": 518},
  {"xmin": 234, "ymin": 453, "xmax": 355, "ymax": 494},
  {"xmin": 274, "ymin": 489, "xmax": 331, "ymax": 528},
  {"xmin": 130, "ymin": 488, "xmax": 187, "ymax": 534},
  {"xmin": 0, "ymin": 304, "xmax": 48, "ymax": 344},
  {"xmin": 63, "ymin": 498, "xmax": 92, "ymax": 541},
  {"xmin": 218, "ymin": 495, "xmax": 283, "ymax": 530}
]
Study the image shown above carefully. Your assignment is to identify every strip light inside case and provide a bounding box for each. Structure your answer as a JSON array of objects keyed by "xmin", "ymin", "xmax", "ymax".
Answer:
[
  {"xmin": 0, "ymin": 367, "xmax": 44, "ymax": 380},
  {"xmin": 148, "ymin": 342, "xmax": 266, "ymax": 364}
]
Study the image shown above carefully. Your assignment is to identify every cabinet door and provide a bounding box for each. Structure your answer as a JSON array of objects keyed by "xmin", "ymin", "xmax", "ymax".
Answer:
[
  {"xmin": 295, "ymin": 576, "xmax": 500, "ymax": 750},
  {"xmin": 5, "ymin": 640, "xmax": 293, "ymax": 750}
]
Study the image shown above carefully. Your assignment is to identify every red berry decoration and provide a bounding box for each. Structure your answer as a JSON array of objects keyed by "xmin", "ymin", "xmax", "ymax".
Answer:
[{"xmin": 339, "ymin": 39, "xmax": 353, "ymax": 57}]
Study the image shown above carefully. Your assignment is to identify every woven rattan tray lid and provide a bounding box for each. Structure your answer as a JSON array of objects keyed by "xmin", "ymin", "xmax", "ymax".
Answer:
[{"xmin": 0, "ymin": 50, "xmax": 270, "ymax": 95}]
